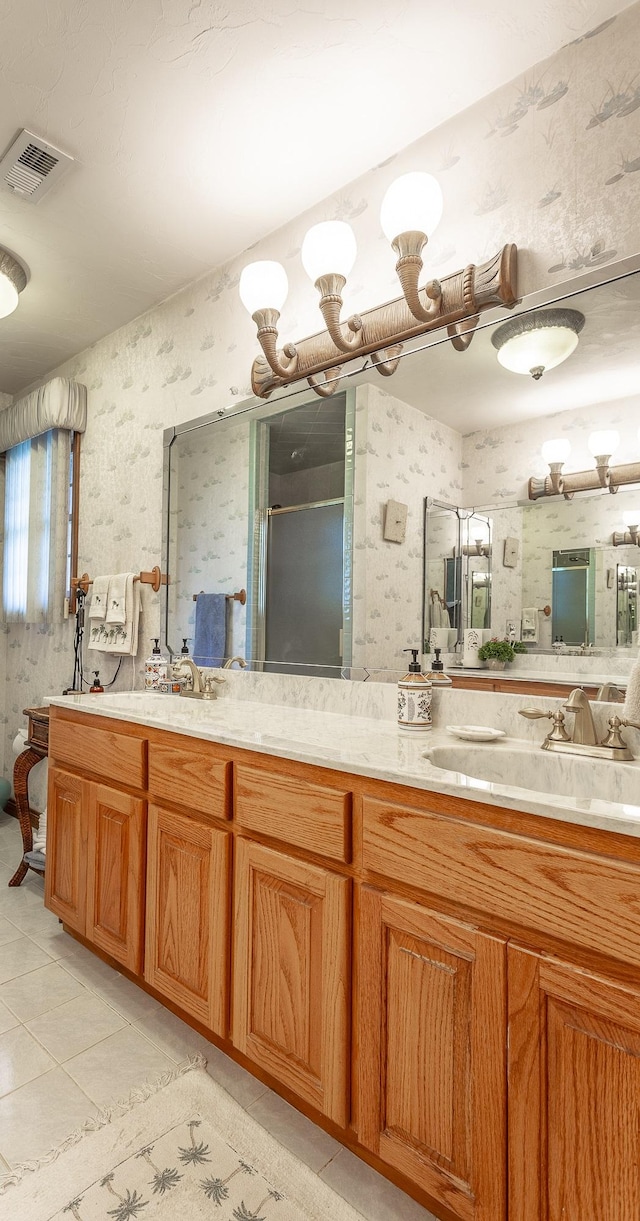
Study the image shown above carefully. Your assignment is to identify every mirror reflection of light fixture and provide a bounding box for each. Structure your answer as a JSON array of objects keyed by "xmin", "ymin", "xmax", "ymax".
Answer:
[
  {"xmin": 240, "ymin": 171, "xmax": 518, "ymax": 399},
  {"xmin": 491, "ymin": 307, "xmax": 585, "ymax": 380},
  {"xmin": 613, "ymin": 510, "xmax": 640, "ymax": 548},
  {"xmin": 530, "ymin": 428, "xmax": 640, "ymax": 501},
  {"xmin": 461, "ymin": 516, "xmax": 491, "ymax": 557},
  {"xmin": 0, "ymin": 248, "xmax": 27, "ymax": 319}
]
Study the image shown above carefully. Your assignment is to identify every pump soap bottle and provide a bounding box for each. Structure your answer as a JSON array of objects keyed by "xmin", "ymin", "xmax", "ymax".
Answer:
[
  {"xmin": 398, "ymin": 648, "xmax": 432, "ymax": 731},
  {"xmin": 428, "ymin": 647, "xmax": 452, "ymax": 687},
  {"xmin": 144, "ymin": 639, "xmax": 168, "ymax": 690}
]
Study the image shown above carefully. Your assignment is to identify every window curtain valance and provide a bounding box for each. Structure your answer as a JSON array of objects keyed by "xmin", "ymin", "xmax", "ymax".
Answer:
[{"xmin": 0, "ymin": 377, "xmax": 87, "ymax": 454}]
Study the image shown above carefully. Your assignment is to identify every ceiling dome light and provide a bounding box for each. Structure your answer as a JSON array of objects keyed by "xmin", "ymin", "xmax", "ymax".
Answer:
[
  {"xmin": 0, "ymin": 248, "xmax": 27, "ymax": 319},
  {"xmin": 491, "ymin": 308, "xmax": 585, "ymax": 380},
  {"xmin": 301, "ymin": 222, "xmax": 357, "ymax": 283},
  {"xmin": 380, "ymin": 172, "xmax": 443, "ymax": 244}
]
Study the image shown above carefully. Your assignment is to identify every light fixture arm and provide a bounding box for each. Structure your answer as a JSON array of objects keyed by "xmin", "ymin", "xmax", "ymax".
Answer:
[
  {"xmin": 392, "ymin": 231, "xmax": 442, "ymax": 323},
  {"xmin": 370, "ymin": 344, "xmax": 403, "ymax": 378},
  {"xmin": 314, "ymin": 275, "xmax": 363, "ymax": 353},
  {"xmin": 250, "ymin": 243, "xmax": 517, "ymax": 399},
  {"xmin": 613, "ymin": 528, "xmax": 640, "ymax": 547},
  {"xmin": 252, "ymin": 309, "xmax": 299, "ymax": 380},
  {"xmin": 307, "ymin": 367, "xmax": 343, "ymax": 398},
  {"xmin": 529, "ymin": 458, "xmax": 640, "ymax": 501}
]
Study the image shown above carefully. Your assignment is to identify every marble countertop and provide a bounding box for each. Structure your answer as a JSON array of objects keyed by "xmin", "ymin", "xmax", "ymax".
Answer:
[{"xmin": 47, "ymin": 691, "xmax": 640, "ymax": 840}]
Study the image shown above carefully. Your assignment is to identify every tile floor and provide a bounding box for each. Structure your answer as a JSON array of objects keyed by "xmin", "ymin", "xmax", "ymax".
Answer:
[{"xmin": 0, "ymin": 813, "xmax": 436, "ymax": 1220}]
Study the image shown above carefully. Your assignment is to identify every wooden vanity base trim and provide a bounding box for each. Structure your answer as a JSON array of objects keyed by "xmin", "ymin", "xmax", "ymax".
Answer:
[{"xmin": 362, "ymin": 796, "xmax": 640, "ymax": 969}]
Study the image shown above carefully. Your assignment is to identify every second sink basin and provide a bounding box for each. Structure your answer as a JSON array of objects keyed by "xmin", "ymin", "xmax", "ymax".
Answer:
[{"xmin": 425, "ymin": 743, "xmax": 640, "ymax": 806}]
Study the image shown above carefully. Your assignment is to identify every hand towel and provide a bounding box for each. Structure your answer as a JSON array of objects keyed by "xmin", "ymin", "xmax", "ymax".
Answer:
[
  {"xmin": 193, "ymin": 593, "xmax": 227, "ymax": 667},
  {"xmin": 88, "ymin": 575, "xmax": 110, "ymax": 620},
  {"xmin": 623, "ymin": 650, "xmax": 640, "ymax": 722},
  {"xmin": 105, "ymin": 573, "xmax": 127, "ymax": 625},
  {"xmin": 89, "ymin": 574, "xmax": 140, "ymax": 655}
]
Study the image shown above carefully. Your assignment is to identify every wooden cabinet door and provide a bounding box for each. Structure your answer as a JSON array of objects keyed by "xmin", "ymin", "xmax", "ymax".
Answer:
[
  {"xmin": 356, "ymin": 886, "xmax": 507, "ymax": 1221},
  {"xmin": 86, "ymin": 783, "xmax": 146, "ymax": 974},
  {"xmin": 45, "ymin": 766, "xmax": 88, "ymax": 933},
  {"xmin": 232, "ymin": 839, "xmax": 350, "ymax": 1127},
  {"xmin": 509, "ymin": 945, "xmax": 640, "ymax": 1221},
  {"xmin": 144, "ymin": 803, "xmax": 230, "ymax": 1036}
]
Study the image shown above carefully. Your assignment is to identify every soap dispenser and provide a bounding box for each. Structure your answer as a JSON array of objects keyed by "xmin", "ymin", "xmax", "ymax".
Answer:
[
  {"xmin": 90, "ymin": 671, "xmax": 104, "ymax": 693},
  {"xmin": 429, "ymin": 647, "xmax": 453, "ymax": 687},
  {"xmin": 398, "ymin": 648, "xmax": 432, "ymax": 731},
  {"xmin": 144, "ymin": 638, "xmax": 168, "ymax": 690}
]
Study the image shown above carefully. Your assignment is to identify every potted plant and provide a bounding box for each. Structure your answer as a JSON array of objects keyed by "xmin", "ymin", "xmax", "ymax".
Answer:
[{"xmin": 477, "ymin": 638, "xmax": 516, "ymax": 670}]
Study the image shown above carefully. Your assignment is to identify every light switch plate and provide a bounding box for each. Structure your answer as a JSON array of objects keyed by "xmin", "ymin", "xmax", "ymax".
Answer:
[
  {"xmin": 503, "ymin": 536, "xmax": 519, "ymax": 568},
  {"xmin": 383, "ymin": 499, "xmax": 408, "ymax": 543}
]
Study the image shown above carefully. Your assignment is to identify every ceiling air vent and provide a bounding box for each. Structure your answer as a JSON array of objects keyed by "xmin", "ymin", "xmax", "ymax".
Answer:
[{"xmin": 0, "ymin": 130, "xmax": 74, "ymax": 203}]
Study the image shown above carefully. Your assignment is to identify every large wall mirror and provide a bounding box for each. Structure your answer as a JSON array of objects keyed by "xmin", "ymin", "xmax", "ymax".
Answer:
[{"xmin": 162, "ymin": 260, "xmax": 640, "ymax": 680}]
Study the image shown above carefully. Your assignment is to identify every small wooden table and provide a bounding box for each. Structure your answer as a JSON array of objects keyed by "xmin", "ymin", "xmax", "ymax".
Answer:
[{"xmin": 9, "ymin": 706, "xmax": 49, "ymax": 887}]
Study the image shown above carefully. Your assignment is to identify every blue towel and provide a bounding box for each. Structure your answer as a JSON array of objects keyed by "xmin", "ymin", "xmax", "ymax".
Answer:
[{"xmin": 193, "ymin": 593, "xmax": 227, "ymax": 667}]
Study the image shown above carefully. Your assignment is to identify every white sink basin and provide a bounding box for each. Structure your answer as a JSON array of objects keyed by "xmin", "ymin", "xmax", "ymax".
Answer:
[{"xmin": 425, "ymin": 743, "xmax": 640, "ymax": 806}]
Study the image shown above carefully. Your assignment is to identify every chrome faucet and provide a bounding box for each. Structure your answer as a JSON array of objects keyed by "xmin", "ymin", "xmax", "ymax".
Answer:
[
  {"xmin": 174, "ymin": 657, "xmax": 226, "ymax": 699},
  {"xmin": 595, "ymin": 682, "xmax": 625, "ymax": 702},
  {"xmin": 562, "ymin": 687, "xmax": 598, "ymax": 745},
  {"xmin": 174, "ymin": 656, "xmax": 204, "ymax": 694},
  {"xmin": 519, "ymin": 687, "xmax": 640, "ymax": 760},
  {"xmin": 223, "ymin": 656, "xmax": 247, "ymax": 669}
]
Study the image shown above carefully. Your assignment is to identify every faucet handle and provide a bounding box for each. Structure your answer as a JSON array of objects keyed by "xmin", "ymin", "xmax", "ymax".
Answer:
[
  {"xmin": 519, "ymin": 707, "xmax": 571, "ymax": 742},
  {"xmin": 621, "ymin": 717, "xmax": 640, "ymax": 732}
]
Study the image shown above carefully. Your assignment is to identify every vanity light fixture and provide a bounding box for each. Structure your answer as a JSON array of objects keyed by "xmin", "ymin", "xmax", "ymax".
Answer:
[
  {"xmin": 491, "ymin": 307, "xmax": 585, "ymax": 380},
  {"xmin": 0, "ymin": 247, "xmax": 27, "ymax": 319},
  {"xmin": 613, "ymin": 510, "xmax": 640, "ymax": 548},
  {"xmin": 530, "ymin": 428, "xmax": 640, "ymax": 501},
  {"xmin": 239, "ymin": 171, "xmax": 518, "ymax": 399}
]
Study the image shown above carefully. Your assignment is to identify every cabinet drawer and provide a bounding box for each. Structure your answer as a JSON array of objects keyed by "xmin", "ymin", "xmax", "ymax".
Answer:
[
  {"xmin": 235, "ymin": 765, "xmax": 351, "ymax": 862},
  {"xmin": 362, "ymin": 795, "xmax": 640, "ymax": 968},
  {"xmin": 50, "ymin": 719, "xmax": 146, "ymax": 789},
  {"xmin": 149, "ymin": 738, "xmax": 230, "ymax": 819}
]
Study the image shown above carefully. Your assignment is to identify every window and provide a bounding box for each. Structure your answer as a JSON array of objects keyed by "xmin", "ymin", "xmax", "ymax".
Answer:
[{"xmin": 1, "ymin": 429, "xmax": 80, "ymax": 623}]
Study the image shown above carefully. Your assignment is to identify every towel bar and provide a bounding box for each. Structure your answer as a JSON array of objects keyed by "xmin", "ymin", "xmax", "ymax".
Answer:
[
  {"xmin": 71, "ymin": 566, "xmax": 169, "ymax": 595},
  {"xmin": 193, "ymin": 588, "xmax": 247, "ymax": 605}
]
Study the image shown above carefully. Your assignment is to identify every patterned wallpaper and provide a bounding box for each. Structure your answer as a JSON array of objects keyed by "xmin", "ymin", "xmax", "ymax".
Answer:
[
  {"xmin": 352, "ymin": 383, "xmax": 462, "ymax": 672},
  {"xmin": 3, "ymin": 4, "xmax": 640, "ymax": 775}
]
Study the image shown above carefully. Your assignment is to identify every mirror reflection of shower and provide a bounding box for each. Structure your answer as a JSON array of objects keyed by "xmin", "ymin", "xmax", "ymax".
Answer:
[
  {"xmin": 617, "ymin": 564, "xmax": 638, "ymax": 647},
  {"xmin": 248, "ymin": 392, "xmax": 353, "ymax": 677}
]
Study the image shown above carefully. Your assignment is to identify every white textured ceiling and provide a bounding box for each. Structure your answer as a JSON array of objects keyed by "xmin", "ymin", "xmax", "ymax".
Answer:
[{"xmin": 0, "ymin": 0, "xmax": 631, "ymax": 395}]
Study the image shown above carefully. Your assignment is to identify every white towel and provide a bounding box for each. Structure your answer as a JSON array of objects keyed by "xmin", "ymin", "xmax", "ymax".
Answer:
[
  {"xmin": 623, "ymin": 651, "xmax": 640, "ymax": 722},
  {"xmin": 88, "ymin": 575, "xmax": 110, "ymax": 620},
  {"xmin": 88, "ymin": 574, "xmax": 140, "ymax": 655},
  {"xmin": 106, "ymin": 572, "xmax": 127, "ymax": 625}
]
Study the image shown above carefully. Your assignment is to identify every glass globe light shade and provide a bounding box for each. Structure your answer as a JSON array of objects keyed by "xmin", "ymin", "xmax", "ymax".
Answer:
[
  {"xmin": 301, "ymin": 221, "xmax": 357, "ymax": 283},
  {"xmin": 541, "ymin": 438, "xmax": 571, "ymax": 465},
  {"xmin": 622, "ymin": 510, "xmax": 640, "ymax": 528},
  {"xmin": 470, "ymin": 517, "xmax": 490, "ymax": 545},
  {"xmin": 491, "ymin": 308, "xmax": 584, "ymax": 378},
  {"xmin": 588, "ymin": 430, "xmax": 620, "ymax": 458},
  {"xmin": 380, "ymin": 172, "xmax": 443, "ymax": 243},
  {"xmin": 0, "ymin": 273, "xmax": 19, "ymax": 319},
  {"xmin": 239, "ymin": 261, "xmax": 288, "ymax": 315}
]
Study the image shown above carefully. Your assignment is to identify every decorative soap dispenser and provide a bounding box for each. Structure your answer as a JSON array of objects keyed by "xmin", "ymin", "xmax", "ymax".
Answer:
[
  {"xmin": 398, "ymin": 648, "xmax": 432, "ymax": 731},
  {"xmin": 90, "ymin": 671, "xmax": 104, "ymax": 693},
  {"xmin": 144, "ymin": 638, "xmax": 168, "ymax": 690},
  {"xmin": 429, "ymin": 647, "xmax": 453, "ymax": 686}
]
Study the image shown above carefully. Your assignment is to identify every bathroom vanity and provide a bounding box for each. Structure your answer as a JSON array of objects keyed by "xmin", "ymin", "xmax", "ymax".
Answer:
[{"xmin": 45, "ymin": 691, "xmax": 640, "ymax": 1221}]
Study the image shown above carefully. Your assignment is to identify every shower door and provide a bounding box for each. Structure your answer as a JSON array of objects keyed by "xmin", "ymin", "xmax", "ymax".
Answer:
[{"xmin": 264, "ymin": 500, "xmax": 344, "ymax": 676}]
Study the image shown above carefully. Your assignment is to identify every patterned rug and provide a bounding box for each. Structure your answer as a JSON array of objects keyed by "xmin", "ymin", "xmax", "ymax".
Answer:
[{"xmin": 0, "ymin": 1058, "xmax": 365, "ymax": 1221}]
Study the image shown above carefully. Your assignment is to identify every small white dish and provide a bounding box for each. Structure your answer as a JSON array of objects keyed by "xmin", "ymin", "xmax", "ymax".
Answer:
[{"xmin": 445, "ymin": 725, "xmax": 506, "ymax": 742}]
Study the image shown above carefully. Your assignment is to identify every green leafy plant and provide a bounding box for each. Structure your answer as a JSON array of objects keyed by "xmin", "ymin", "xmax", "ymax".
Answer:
[
  {"xmin": 512, "ymin": 640, "xmax": 527, "ymax": 654},
  {"xmin": 477, "ymin": 638, "xmax": 516, "ymax": 663}
]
